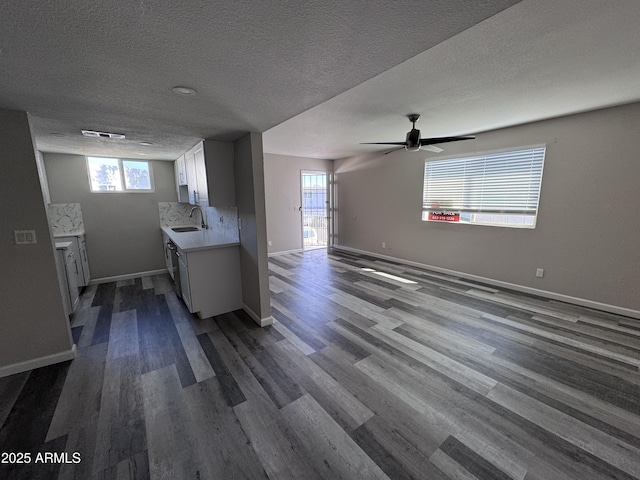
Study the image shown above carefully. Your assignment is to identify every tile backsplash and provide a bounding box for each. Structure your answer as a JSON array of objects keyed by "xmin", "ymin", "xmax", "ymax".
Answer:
[
  {"xmin": 158, "ymin": 202, "xmax": 196, "ymax": 227},
  {"xmin": 158, "ymin": 202, "xmax": 239, "ymax": 241},
  {"xmin": 205, "ymin": 206, "xmax": 239, "ymax": 240},
  {"xmin": 48, "ymin": 203, "xmax": 85, "ymax": 236}
]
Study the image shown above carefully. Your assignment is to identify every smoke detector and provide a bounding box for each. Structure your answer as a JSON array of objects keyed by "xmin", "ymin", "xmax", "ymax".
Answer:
[{"xmin": 81, "ymin": 130, "xmax": 126, "ymax": 140}]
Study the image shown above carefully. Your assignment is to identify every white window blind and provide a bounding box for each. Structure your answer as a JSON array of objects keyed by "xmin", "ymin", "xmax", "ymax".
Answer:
[{"xmin": 422, "ymin": 147, "xmax": 545, "ymax": 228}]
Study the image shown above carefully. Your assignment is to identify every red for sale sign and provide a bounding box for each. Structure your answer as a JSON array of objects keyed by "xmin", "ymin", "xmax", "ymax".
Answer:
[{"xmin": 428, "ymin": 211, "xmax": 460, "ymax": 222}]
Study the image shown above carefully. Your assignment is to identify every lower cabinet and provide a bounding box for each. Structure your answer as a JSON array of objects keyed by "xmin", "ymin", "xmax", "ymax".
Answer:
[
  {"xmin": 177, "ymin": 245, "xmax": 242, "ymax": 319},
  {"xmin": 56, "ymin": 243, "xmax": 80, "ymax": 316},
  {"xmin": 161, "ymin": 233, "xmax": 175, "ymax": 280},
  {"xmin": 78, "ymin": 235, "xmax": 91, "ymax": 285},
  {"xmin": 56, "ymin": 234, "xmax": 91, "ymax": 287},
  {"xmin": 178, "ymin": 253, "xmax": 192, "ymax": 311}
]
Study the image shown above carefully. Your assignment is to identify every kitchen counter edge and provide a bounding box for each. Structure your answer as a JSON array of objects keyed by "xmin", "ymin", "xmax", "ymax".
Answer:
[{"xmin": 161, "ymin": 226, "xmax": 240, "ymax": 252}]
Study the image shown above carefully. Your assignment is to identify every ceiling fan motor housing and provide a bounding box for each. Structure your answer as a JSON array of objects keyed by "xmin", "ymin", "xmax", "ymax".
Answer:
[{"xmin": 405, "ymin": 128, "xmax": 421, "ymax": 151}]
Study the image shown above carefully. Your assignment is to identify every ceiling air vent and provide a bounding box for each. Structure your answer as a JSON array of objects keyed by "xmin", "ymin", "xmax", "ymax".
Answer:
[{"xmin": 81, "ymin": 130, "xmax": 126, "ymax": 140}]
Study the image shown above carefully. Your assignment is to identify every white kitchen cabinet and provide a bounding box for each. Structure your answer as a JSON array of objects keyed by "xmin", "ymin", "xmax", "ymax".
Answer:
[
  {"xmin": 192, "ymin": 142, "xmax": 209, "ymax": 206},
  {"xmin": 180, "ymin": 140, "xmax": 235, "ymax": 208},
  {"xmin": 77, "ymin": 235, "xmax": 91, "ymax": 285},
  {"xmin": 56, "ymin": 235, "xmax": 91, "ymax": 287},
  {"xmin": 175, "ymin": 153, "xmax": 187, "ymax": 185},
  {"xmin": 175, "ymin": 154, "xmax": 190, "ymax": 202},
  {"xmin": 161, "ymin": 232, "xmax": 173, "ymax": 277},
  {"xmin": 56, "ymin": 242, "xmax": 80, "ymax": 315},
  {"xmin": 184, "ymin": 142, "xmax": 209, "ymax": 206},
  {"xmin": 177, "ymin": 252, "xmax": 192, "ymax": 311},
  {"xmin": 176, "ymin": 244, "xmax": 241, "ymax": 319}
]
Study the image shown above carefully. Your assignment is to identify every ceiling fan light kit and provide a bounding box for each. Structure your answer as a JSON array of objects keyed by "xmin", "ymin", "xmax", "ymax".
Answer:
[{"xmin": 361, "ymin": 113, "xmax": 475, "ymax": 155}]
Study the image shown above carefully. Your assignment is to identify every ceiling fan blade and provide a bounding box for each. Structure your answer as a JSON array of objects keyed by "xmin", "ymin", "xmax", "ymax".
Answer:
[
  {"xmin": 419, "ymin": 135, "xmax": 475, "ymax": 146},
  {"xmin": 361, "ymin": 142, "xmax": 408, "ymax": 146},
  {"xmin": 384, "ymin": 146, "xmax": 405, "ymax": 155},
  {"xmin": 421, "ymin": 145, "xmax": 443, "ymax": 153}
]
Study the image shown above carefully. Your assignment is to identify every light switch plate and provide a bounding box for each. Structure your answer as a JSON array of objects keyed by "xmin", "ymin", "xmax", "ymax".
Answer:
[{"xmin": 14, "ymin": 230, "xmax": 37, "ymax": 244}]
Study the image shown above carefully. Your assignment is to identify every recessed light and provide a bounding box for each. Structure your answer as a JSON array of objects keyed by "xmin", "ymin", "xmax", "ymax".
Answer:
[
  {"xmin": 137, "ymin": 152, "xmax": 148, "ymax": 156},
  {"xmin": 172, "ymin": 86, "xmax": 197, "ymax": 96},
  {"xmin": 140, "ymin": 141, "xmax": 153, "ymax": 146}
]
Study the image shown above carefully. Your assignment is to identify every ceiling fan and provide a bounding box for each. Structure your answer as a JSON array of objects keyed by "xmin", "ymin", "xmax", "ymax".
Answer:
[{"xmin": 362, "ymin": 114, "xmax": 475, "ymax": 154}]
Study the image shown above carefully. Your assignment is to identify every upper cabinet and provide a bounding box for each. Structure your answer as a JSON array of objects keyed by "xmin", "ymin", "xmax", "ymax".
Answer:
[
  {"xmin": 175, "ymin": 153, "xmax": 187, "ymax": 185},
  {"xmin": 186, "ymin": 142, "xmax": 208, "ymax": 205},
  {"xmin": 175, "ymin": 154, "xmax": 189, "ymax": 203},
  {"xmin": 177, "ymin": 140, "xmax": 236, "ymax": 207}
]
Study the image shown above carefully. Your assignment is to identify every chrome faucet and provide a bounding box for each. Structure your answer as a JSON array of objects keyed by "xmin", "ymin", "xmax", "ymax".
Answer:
[{"xmin": 189, "ymin": 205, "xmax": 208, "ymax": 229}]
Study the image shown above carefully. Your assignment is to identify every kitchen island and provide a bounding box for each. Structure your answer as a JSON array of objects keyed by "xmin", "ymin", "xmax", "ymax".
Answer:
[{"xmin": 161, "ymin": 226, "xmax": 241, "ymax": 319}]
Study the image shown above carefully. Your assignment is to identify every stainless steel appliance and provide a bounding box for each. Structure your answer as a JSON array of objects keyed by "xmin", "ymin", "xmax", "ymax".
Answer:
[{"xmin": 166, "ymin": 241, "xmax": 182, "ymax": 298}]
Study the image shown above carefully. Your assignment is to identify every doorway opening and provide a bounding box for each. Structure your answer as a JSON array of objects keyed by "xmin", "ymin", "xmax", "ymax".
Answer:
[{"xmin": 301, "ymin": 171, "xmax": 329, "ymax": 250}]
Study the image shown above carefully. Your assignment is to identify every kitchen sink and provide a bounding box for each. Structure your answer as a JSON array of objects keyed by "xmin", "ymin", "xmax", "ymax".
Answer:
[{"xmin": 171, "ymin": 226, "xmax": 199, "ymax": 232}]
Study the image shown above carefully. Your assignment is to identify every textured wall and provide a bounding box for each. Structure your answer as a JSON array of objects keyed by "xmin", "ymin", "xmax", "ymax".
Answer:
[
  {"xmin": 0, "ymin": 109, "xmax": 73, "ymax": 370},
  {"xmin": 335, "ymin": 103, "xmax": 640, "ymax": 312},
  {"xmin": 44, "ymin": 154, "xmax": 178, "ymax": 279}
]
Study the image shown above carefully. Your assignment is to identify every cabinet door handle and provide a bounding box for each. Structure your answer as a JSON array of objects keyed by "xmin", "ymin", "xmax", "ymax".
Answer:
[{"xmin": 74, "ymin": 259, "xmax": 79, "ymax": 275}]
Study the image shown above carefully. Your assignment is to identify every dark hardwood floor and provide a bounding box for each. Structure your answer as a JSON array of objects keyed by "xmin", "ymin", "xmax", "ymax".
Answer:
[{"xmin": 1, "ymin": 248, "xmax": 640, "ymax": 479}]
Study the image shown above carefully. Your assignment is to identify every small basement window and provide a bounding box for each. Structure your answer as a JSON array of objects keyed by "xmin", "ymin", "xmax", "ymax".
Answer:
[
  {"xmin": 422, "ymin": 146, "xmax": 545, "ymax": 228},
  {"xmin": 87, "ymin": 157, "xmax": 153, "ymax": 192}
]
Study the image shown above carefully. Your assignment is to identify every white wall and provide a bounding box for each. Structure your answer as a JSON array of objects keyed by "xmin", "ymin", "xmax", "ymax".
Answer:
[
  {"xmin": 234, "ymin": 132, "xmax": 272, "ymax": 325},
  {"xmin": 264, "ymin": 153, "xmax": 333, "ymax": 254},
  {"xmin": 44, "ymin": 153, "xmax": 178, "ymax": 280},
  {"xmin": 335, "ymin": 102, "xmax": 640, "ymax": 313},
  {"xmin": 0, "ymin": 109, "xmax": 73, "ymax": 373}
]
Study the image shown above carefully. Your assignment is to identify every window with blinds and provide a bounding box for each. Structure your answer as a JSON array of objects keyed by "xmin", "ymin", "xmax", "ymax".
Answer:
[{"xmin": 422, "ymin": 146, "xmax": 545, "ymax": 228}]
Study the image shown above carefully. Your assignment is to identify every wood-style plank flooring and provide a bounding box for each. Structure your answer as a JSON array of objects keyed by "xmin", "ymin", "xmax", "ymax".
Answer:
[{"xmin": 1, "ymin": 248, "xmax": 640, "ymax": 479}]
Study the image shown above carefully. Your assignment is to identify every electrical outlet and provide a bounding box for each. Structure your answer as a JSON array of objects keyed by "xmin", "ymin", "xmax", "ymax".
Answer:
[
  {"xmin": 382, "ymin": 242, "xmax": 386, "ymax": 249},
  {"xmin": 14, "ymin": 230, "xmax": 37, "ymax": 245},
  {"xmin": 268, "ymin": 240, "xmax": 272, "ymax": 246},
  {"xmin": 536, "ymin": 268, "xmax": 544, "ymax": 278}
]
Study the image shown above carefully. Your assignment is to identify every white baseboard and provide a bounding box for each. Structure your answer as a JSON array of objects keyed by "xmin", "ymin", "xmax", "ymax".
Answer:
[
  {"xmin": 0, "ymin": 344, "xmax": 77, "ymax": 379},
  {"xmin": 333, "ymin": 245, "xmax": 640, "ymax": 319},
  {"xmin": 242, "ymin": 303, "xmax": 274, "ymax": 327},
  {"xmin": 268, "ymin": 248, "xmax": 304, "ymax": 257},
  {"xmin": 90, "ymin": 268, "xmax": 168, "ymax": 285}
]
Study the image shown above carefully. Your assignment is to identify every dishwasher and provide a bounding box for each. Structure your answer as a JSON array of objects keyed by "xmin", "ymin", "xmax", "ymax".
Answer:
[{"xmin": 165, "ymin": 241, "xmax": 182, "ymax": 299}]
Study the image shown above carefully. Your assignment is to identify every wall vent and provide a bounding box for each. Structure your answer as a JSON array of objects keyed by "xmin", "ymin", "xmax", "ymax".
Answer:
[{"xmin": 81, "ymin": 130, "xmax": 126, "ymax": 140}]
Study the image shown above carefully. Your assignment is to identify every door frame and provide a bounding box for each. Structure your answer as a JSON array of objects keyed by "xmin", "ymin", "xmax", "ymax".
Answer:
[{"xmin": 300, "ymin": 170, "xmax": 330, "ymax": 251}]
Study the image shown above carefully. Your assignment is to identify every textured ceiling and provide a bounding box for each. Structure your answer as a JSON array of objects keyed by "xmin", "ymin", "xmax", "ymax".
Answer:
[
  {"xmin": 2, "ymin": 0, "xmax": 639, "ymax": 162},
  {"xmin": 264, "ymin": 0, "xmax": 640, "ymax": 159},
  {"xmin": 1, "ymin": 0, "xmax": 520, "ymax": 160}
]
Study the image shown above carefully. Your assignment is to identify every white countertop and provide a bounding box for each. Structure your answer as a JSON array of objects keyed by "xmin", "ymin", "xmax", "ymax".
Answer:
[
  {"xmin": 161, "ymin": 226, "xmax": 240, "ymax": 252},
  {"xmin": 53, "ymin": 230, "xmax": 85, "ymax": 238}
]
